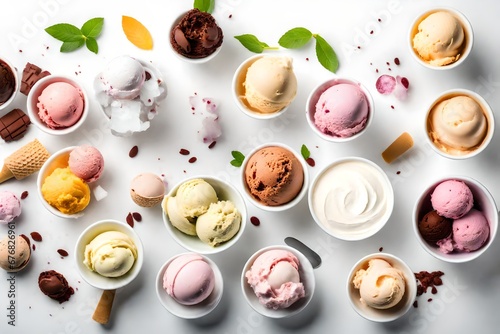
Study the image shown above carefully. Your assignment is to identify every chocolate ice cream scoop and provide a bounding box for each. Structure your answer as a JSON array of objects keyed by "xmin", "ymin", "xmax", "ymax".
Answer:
[
  {"xmin": 0, "ymin": 60, "xmax": 16, "ymax": 105},
  {"xmin": 38, "ymin": 270, "xmax": 74, "ymax": 303},
  {"xmin": 418, "ymin": 210, "xmax": 453, "ymax": 243},
  {"xmin": 170, "ymin": 9, "xmax": 223, "ymax": 59}
]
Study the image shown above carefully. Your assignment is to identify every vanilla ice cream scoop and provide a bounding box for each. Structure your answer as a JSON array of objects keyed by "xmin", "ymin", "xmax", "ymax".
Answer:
[
  {"xmin": 196, "ymin": 200, "xmax": 241, "ymax": 247},
  {"xmin": 163, "ymin": 196, "xmax": 197, "ymax": 236},
  {"xmin": 99, "ymin": 56, "xmax": 145, "ymax": 99},
  {"xmin": 353, "ymin": 258, "xmax": 406, "ymax": 309},
  {"xmin": 175, "ymin": 178, "xmax": 218, "ymax": 218},
  {"xmin": 0, "ymin": 235, "xmax": 30, "ymax": 272},
  {"xmin": 428, "ymin": 95, "xmax": 487, "ymax": 155},
  {"xmin": 243, "ymin": 56, "xmax": 297, "ymax": 113},
  {"xmin": 84, "ymin": 231, "xmax": 138, "ymax": 278},
  {"xmin": 413, "ymin": 11, "xmax": 465, "ymax": 66}
]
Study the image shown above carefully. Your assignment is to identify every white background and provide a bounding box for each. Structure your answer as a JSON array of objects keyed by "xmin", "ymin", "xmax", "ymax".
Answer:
[{"xmin": 1, "ymin": 0, "xmax": 500, "ymax": 333}]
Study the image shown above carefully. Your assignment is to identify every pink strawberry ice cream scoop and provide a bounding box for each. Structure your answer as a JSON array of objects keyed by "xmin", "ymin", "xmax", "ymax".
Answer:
[
  {"xmin": 431, "ymin": 180, "xmax": 473, "ymax": 219},
  {"xmin": 68, "ymin": 145, "xmax": 104, "ymax": 183},
  {"xmin": 437, "ymin": 209, "xmax": 490, "ymax": 253},
  {"xmin": 0, "ymin": 191, "xmax": 21, "ymax": 224},
  {"xmin": 163, "ymin": 254, "xmax": 215, "ymax": 306},
  {"xmin": 245, "ymin": 249, "xmax": 305, "ymax": 310},
  {"xmin": 37, "ymin": 82, "xmax": 84, "ymax": 129},
  {"xmin": 314, "ymin": 83, "xmax": 369, "ymax": 138}
]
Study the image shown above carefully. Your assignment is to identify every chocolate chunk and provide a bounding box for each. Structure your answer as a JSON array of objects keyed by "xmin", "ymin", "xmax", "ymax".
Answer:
[
  {"xmin": 0, "ymin": 108, "xmax": 31, "ymax": 142},
  {"xmin": 38, "ymin": 270, "xmax": 74, "ymax": 303},
  {"xmin": 20, "ymin": 62, "xmax": 50, "ymax": 95},
  {"xmin": 174, "ymin": 28, "xmax": 191, "ymax": 53}
]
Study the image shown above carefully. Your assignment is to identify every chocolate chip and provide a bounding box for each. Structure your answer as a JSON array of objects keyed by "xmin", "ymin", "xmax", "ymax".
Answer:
[
  {"xmin": 174, "ymin": 28, "xmax": 191, "ymax": 53},
  {"xmin": 57, "ymin": 249, "xmax": 69, "ymax": 257},
  {"xmin": 208, "ymin": 141, "xmax": 216, "ymax": 149},
  {"xmin": 202, "ymin": 26, "xmax": 219, "ymax": 48},
  {"xmin": 129, "ymin": 145, "xmax": 139, "ymax": 158},
  {"xmin": 30, "ymin": 232, "xmax": 43, "ymax": 242},
  {"xmin": 179, "ymin": 148, "xmax": 190, "ymax": 155},
  {"xmin": 21, "ymin": 191, "xmax": 29, "ymax": 199},
  {"xmin": 132, "ymin": 212, "xmax": 142, "ymax": 222},
  {"xmin": 126, "ymin": 212, "xmax": 134, "ymax": 227},
  {"xmin": 306, "ymin": 157, "xmax": 315, "ymax": 167},
  {"xmin": 188, "ymin": 157, "xmax": 197, "ymax": 163},
  {"xmin": 250, "ymin": 216, "xmax": 260, "ymax": 226}
]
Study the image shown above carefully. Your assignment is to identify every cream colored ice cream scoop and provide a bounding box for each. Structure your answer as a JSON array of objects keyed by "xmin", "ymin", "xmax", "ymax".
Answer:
[
  {"xmin": 84, "ymin": 231, "xmax": 138, "ymax": 278},
  {"xmin": 175, "ymin": 178, "xmax": 218, "ymax": 218},
  {"xmin": 353, "ymin": 258, "xmax": 405, "ymax": 309},
  {"xmin": 196, "ymin": 200, "xmax": 241, "ymax": 247},
  {"xmin": 413, "ymin": 11, "xmax": 464, "ymax": 66},
  {"xmin": 163, "ymin": 196, "xmax": 197, "ymax": 236}
]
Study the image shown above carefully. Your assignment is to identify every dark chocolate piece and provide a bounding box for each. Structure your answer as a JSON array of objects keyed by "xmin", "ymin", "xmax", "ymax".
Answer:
[
  {"xmin": 20, "ymin": 62, "xmax": 50, "ymax": 95},
  {"xmin": 0, "ymin": 108, "xmax": 31, "ymax": 142},
  {"xmin": 38, "ymin": 270, "xmax": 74, "ymax": 303}
]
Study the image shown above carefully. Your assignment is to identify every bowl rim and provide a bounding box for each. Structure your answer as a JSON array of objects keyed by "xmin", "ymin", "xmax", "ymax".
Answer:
[
  {"xmin": 408, "ymin": 6, "xmax": 474, "ymax": 70},
  {"xmin": 412, "ymin": 175, "xmax": 499, "ymax": 263},
  {"xmin": 424, "ymin": 88, "xmax": 495, "ymax": 160},
  {"xmin": 240, "ymin": 142, "xmax": 310, "ymax": 212},
  {"xmin": 74, "ymin": 219, "xmax": 144, "ymax": 290},
  {"xmin": 155, "ymin": 252, "xmax": 224, "ymax": 319},
  {"xmin": 308, "ymin": 156, "xmax": 394, "ymax": 241},
  {"xmin": 26, "ymin": 74, "xmax": 89, "ymax": 135},
  {"xmin": 162, "ymin": 174, "xmax": 247, "ymax": 254},
  {"xmin": 240, "ymin": 244, "xmax": 316, "ymax": 318},
  {"xmin": 305, "ymin": 77, "xmax": 374, "ymax": 142},
  {"xmin": 0, "ymin": 56, "xmax": 19, "ymax": 111},
  {"xmin": 346, "ymin": 252, "xmax": 417, "ymax": 322},
  {"xmin": 231, "ymin": 54, "xmax": 293, "ymax": 120}
]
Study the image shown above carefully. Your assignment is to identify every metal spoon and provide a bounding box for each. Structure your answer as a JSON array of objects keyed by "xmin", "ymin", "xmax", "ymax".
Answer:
[{"xmin": 284, "ymin": 237, "xmax": 322, "ymax": 269}]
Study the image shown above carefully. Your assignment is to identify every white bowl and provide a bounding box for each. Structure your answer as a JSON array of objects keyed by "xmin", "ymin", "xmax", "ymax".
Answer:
[
  {"xmin": 347, "ymin": 253, "xmax": 417, "ymax": 322},
  {"xmin": 240, "ymin": 142, "xmax": 309, "ymax": 212},
  {"xmin": 27, "ymin": 75, "xmax": 89, "ymax": 135},
  {"xmin": 162, "ymin": 175, "xmax": 247, "ymax": 254},
  {"xmin": 306, "ymin": 77, "xmax": 374, "ymax": 142},
  {"xmin": 168, "ymin": 11, "xmax": 222, "ymax": 64},
  {"xmin": 37, "ymin": 146, "xmax": 86, "ymax": 219},
  {"xmin": 232, "ymin": 55, "xmax": 293, "ymax": 120},
  {"xmin": 309, "ymin": 157, "xmax": 394, "ymax": 241},
  {"xmin": 412, "ymin": 176, "xmax": 498, "ymax": 263},
  {"xmin": 425, "ymin": 89, "xmax": 494, "ymax": 160},
  {"xmin": 74, "ymin": 220, "xmax": 144, "ymax": 290},
  {"xmin": 241, "ymin": 245, "xmax": 315, "ymax": 318},
  {"xmin": 409, "ymin": 7, "xmax": 473, "ymax": 70},
  {"xmin": 0, "ymin": 57, "xmax": 19, "ymax": 112},
  {"xmin": 155, "ymin": 252, "xmax": 223, "ymax": 319}
]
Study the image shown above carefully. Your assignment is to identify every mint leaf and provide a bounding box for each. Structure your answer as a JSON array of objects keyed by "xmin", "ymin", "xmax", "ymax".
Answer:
[
  {"xmin": 60, "ymin": 39, "xmax": 85, "ymax": 52},
  {"xmin": 194, "ymin": 0, "xmax": 215, "ymax": 13},
  {"xmin": 230, "ymin": 150, "xmax": 245, "ymax": 167},
  {"xmin": 300, "ymin": 144, "xmax": 310, "ymax": 160},
  {"xmin": 81, "ymin": 17, "xmax": 104, "ymax": 38},
  {"xmin": 45, "ymin": 23, "xmax": 83, "ymax": 42},
  {"xmin": 86, "ymin": 37, "xmax": 98, "ymax": 53},
  {"xmin": 314, "ymin": 34, "xmax": 339, "ymax": 73},
  {"xmin": 234, "ymin": 34, "xmax": 276, "ymax": 53},
  {"xmin": 278, "ymin": 27, "xmax": 313, "ymax": 49}
]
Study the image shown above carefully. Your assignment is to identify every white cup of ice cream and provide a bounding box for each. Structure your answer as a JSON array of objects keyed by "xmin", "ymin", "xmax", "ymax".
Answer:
[
  {"xmin": 240, "ymin": 142, "xmax": 309, "ymax": 212},
  {"xmin": 409, "ymin": 7, "xmax": 473, "ymax": 70},
  {"xmin": 241, "ymin": 245, "xmax": 315, "ymax": 319},
  {"xmin": 27, "ymin": 75, "xmax": 89, "ymax": 135},
  {"xmin": 306, "ymin": 77, "xmax": 374, "ymax": 142},
  {"xmin": 0, "ymin": 56, "xmax": 19, "ymax": 112},
  {"xmin": 347, "ymin": 253, "xmax": 417, "ymax": 322},
  {"xmin": 155, "ymin": 252, "xmax": 223, "ymax": 319},
  {"xmin": 162, "ymin": 175, "xmax": 247, "ymax": 255},
  {"xmin": 309, "ymin": 157, "xmax": 394, "ymax": 241},
  {"xmin": 425, "ymin": 89, "xmax": 494, "ymax": 160},
  {"xmin": 232, "ymin": 55, "xmax": 298, "ymax": 120},
  {"xmin": 412, "ymin": 175, "xmax": 498, "ymax": 263}
]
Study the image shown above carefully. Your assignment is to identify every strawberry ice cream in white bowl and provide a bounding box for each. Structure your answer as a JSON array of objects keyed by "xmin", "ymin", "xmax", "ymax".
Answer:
[
  {"xmin": 27, "ymin": 75, "xmax": 89, "ymax": 135},
  {"xmin": 241, "ymin": 245, "xmax": 315, "ymax": 318},
  {"xmin": 413, "ymin": 176, "xmax": 498, "ymax": 263},
  {"xmin": 306, "ymin": 78, "xmax": 373, "ymax": 142}
]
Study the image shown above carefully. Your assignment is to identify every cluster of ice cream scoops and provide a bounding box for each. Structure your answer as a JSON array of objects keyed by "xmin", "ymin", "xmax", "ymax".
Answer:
[{"xmin": 0, "ymin": 3, "xmax": 495, "ymax": 323}]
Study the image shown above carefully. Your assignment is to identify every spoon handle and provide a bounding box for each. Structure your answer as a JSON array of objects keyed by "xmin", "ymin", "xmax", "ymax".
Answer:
[
  {"xmin": 92, "ymin": 289, "xmax": 116, "ymax": 324},
  {"xmin": 284, "ymin": 237, "xmax": 322, "ymax": 269}
]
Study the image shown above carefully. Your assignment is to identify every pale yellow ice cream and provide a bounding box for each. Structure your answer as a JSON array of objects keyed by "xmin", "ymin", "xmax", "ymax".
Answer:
[
  {"xmin": 163, "ymin": 196, "xmax": 197, "ymax": 236},
  {"xmin": 175, "ymin": 178, "xmax": 218, "ymax": 218},
  {"xmin": 428, "ymin": 95, "xmax": 487, "ymax": 155},
  {"xmin": 353, "ymin": 258, "xmax": 406, "ymax": 309},
  {"xmin": 196, "ymin": 200, "xmax": 241, "ymax": 247},
  {"xmin": 41, "ymin": 167, "xmax": 90, "ymax": 214},
  {"xmin": 84, "ymin": 231, "xmax": 137, "ymax": 278},
  {"xmin": 413, "ymin": 11, "xmax": 465, "ymax": 66},
  {"xmin": 243, "ymin": 56, "xmax": 297, "ymax": 113}
]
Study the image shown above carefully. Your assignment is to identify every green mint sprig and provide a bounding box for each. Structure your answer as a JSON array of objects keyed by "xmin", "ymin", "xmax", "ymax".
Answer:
[
  {"xmin": 230, "ymin": 150, "xmax": 245, "ymax": 167},
  {"xmin": 45, "ymin": 17, "xmax": 104, "ymax": 54},
  {"xmin": 194, "ymin": 0, "xmax": 215, "ymax": 13},
  {"xmin": 234, "ymin": 34, "xmax": 279, "ymax": 53},
  {"xmin": 300, "ymin": 144, "xmax": 310, "ymax": 160},
  {"xmin": 234, "ymin": 27, "xmax": 339, "ymax": 73}
]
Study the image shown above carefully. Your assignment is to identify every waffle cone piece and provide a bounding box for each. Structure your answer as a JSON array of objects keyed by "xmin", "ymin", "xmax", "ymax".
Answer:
[
  {"xmin": 130, "ymin": 190, "xmax": 163, "ymax": 208},
  {"xmin": 382, "ymin": 132, "xmax": 414, "ymax": 163},
  {"xmin": 0, "ymin": 139, "xmax": 50, "ymax": 183}
]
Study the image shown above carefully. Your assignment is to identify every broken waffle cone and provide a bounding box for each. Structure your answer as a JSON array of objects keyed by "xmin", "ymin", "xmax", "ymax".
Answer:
[
  {"xmin": 382, "ymin": 132, "xmax": 414, "ymax": 163},
  {"xmin": 0, "ymin": 139, "xmax": 50, "ymax": 183},
  {"xmin": 130, "ymin": 190, "xmax": 163, "ymax": 208}
]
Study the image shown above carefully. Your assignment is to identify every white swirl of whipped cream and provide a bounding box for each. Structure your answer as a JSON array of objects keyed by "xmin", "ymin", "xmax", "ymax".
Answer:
[{"xmin": 312, "ymin": 159, "xmax": 392, "ymax": 237}]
